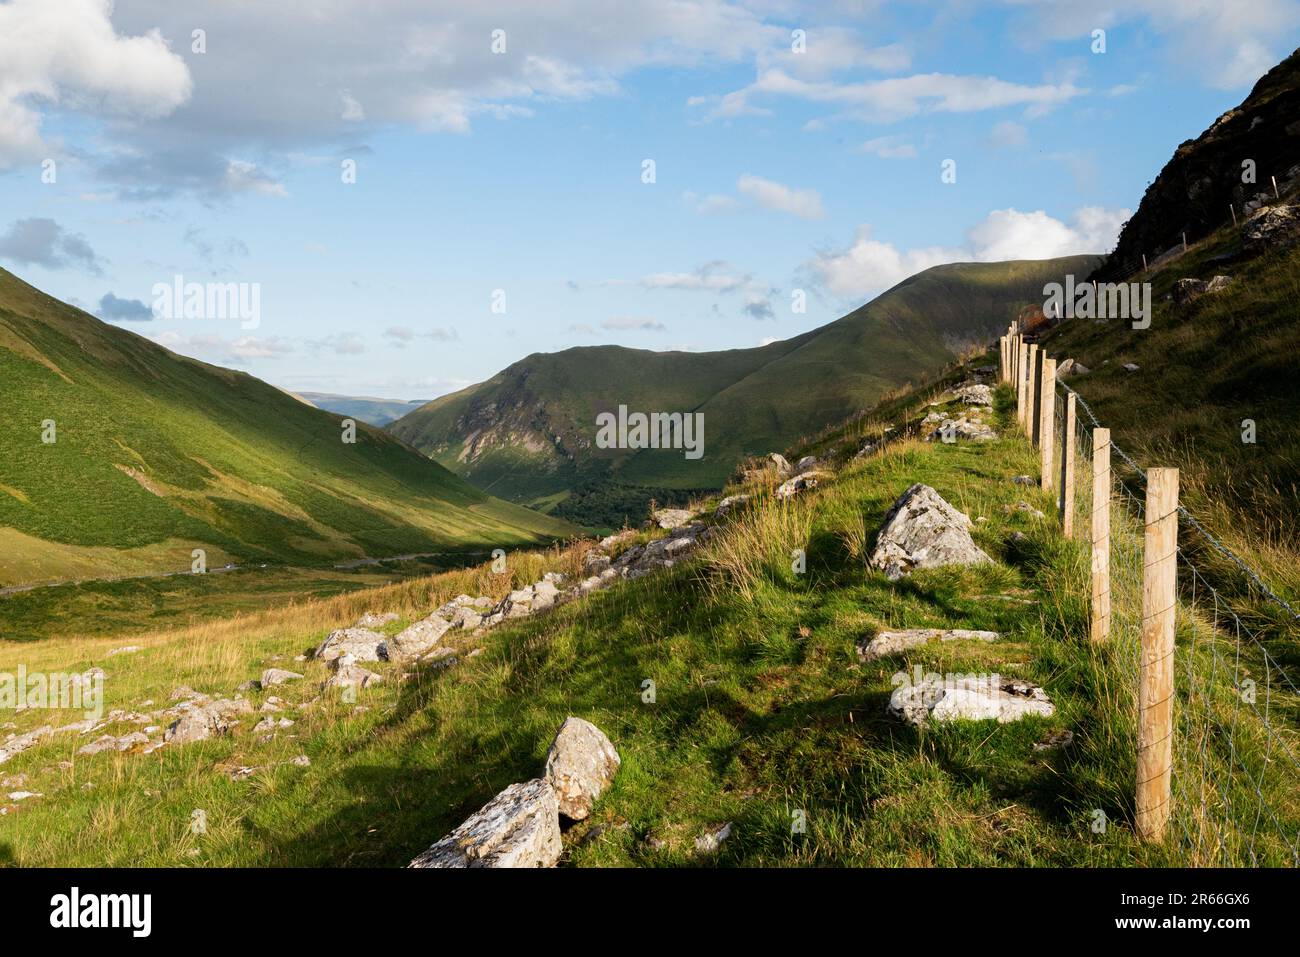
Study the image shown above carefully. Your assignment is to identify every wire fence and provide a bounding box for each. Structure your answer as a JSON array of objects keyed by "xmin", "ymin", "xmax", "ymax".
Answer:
[{"xmin": 1051, "ymin": 377, "xmax": 1299, "ymax": 866}]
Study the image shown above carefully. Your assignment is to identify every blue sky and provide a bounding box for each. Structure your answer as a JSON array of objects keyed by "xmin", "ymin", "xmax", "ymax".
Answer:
[{"xmin": 2, "ymin": 0, "xmax": 1298, "ymax": 399}]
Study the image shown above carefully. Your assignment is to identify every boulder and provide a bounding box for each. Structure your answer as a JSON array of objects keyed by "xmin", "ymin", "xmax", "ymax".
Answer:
[
  {"xmin": 260, "ymin": 668, "xmax": 303, "ymax": 688},
  {"xmin": 1172, "ymin": 275, "xmax": 1232, "ymax": 307},
  {"xmin": 323, "ymin": 655, "xmax": 382, "ymax": 693},
  {"xmin": 1242, "ymin": 204, "xmax": 1300, "ymax": 254},
  {"xmin": 165, "ymin": 698, "xmax": 252, "ymax": 744},
  {"xmin": 384, "ymin": 614, "xmax": 453, "ymax": 660},
  {"xmin": 951, "ymin": 383, "xmax": 993, "ymax": 406},
  {"xmin": 408, "ymin": 778, "xmax": 562, "ymax": 868},
  {"xmin": 795, "ymin": 455, "xmax": 819, "ymax": 471},
  {"xmin": 775, "ymin": 470, "xmax": 828, "ymax": 501},
  {"xmin": 925, "ymin": 417, "xmax": 996, "ymax": 442},
  {"xmin": 314, "ymin": 627, "xmax": 385, "ymax": 663},
  {"xmin": 651, "ymin": 508, "xmax": 695, "ymax": 530},
  {"xmin": 869, "ymin": 484, "xmax": 992, "ymax": 580},
  {"xmin": 856, "ymin": 628, "xmax": 1000, "ymax": 661},
  {"xmin": 543, "ymin": 717, "xmax": 621, "ymax": 820},
  {"xmin": 768, "ymin": 452, "xmax": 793, "ymax": 475},
  {"xmin": 889, "ymin": 675, "xmax": 1054, "ymax": 726}
]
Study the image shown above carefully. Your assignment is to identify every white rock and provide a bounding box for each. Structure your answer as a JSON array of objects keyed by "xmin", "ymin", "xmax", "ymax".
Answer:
[
  {"xmin": 857, "ymin": 628, "xmax": 1000, "ymax": 661},
  {"xmin": 652, "ymin": 508, "xmax": 695, "ymax": 529},
  {"xmin": 384, "ymin": 614, "xmax": 453, "ymax": 660},
  {"xmin": 409, "ymin": 778, "xmax": 562, "ymax": 868},
  {"xmin": 695, "ymin": 822, "xmax": 733, "ymax": 854},
  {"xmin": 314, "ymin": 627, "xmax": 385, "ymax": 663},
  {"xmin": 543, "ymin": 717, "xmax": 621, "ymax": 820},
  {"xmin": 260, "ymin": 668, "xmax": 303, "ymax": 687},
  {"xmin": 869, "ymin": 484, "xmax": 992, "ymax": 580},
  {"xmin": 889, "ymin": 675, "xmax": 1054, "ymax": 726}
]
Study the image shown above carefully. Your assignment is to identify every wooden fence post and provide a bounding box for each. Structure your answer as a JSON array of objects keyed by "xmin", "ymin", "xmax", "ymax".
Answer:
[
  {"xmin": 1028, "ymin": 344, "xmax": 1042, "ymax": 444},
  {"xmin": 1137, "ymin": 467, "xmax": 1178, "ymax": 843},
  {"xmin": 1016, "ymin": 339, "xmax": 1028, "ymax": 430},
  {"xmin": 1060, "ymin": 391, "xmax": 1077, "ymax": 536},
  {"xmin": 1090, "ymin": 428, "xmax": 1111, "ymax": 643},
  {"xmin": 1039, "ymin": 358, "xmax": 1056, "ymax": 490}
]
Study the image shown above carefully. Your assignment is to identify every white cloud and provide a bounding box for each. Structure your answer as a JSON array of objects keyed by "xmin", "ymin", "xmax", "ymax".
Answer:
[
  {"xmin": 602, "ymin": 316, "xmax": 667, "ymax": 332},
  {"xmin": 698, "ymin": 68, "xmax": 1084, "ymax": 123},
  {"xmin": 987, "ymin": 119, "xmax": 1028, "ymax": 149},
  {"xmin": 858, "ymin": 134, "xmax": 917, "ymax": 158},
  {"xmin": 808, "ymin": 206, "xmax": 1131, "ymax": 299},
  {"xmin": 737, "ymin": 174, "xmax": 825, "ymax": 219},
  {"xmin": 0, "ymin": 0, "xmax": 191, "ymax": 166}
]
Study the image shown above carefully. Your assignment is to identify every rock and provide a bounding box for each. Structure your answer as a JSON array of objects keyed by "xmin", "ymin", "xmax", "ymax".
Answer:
[
  {"xmin": 1122, "ymin": 362, "xmax": 1140, "ymax": 372},
  {"xmin": 714, "ymin": 493, "xmax": 751, "ymax": 517},
  {"xmin": 950, "ymin": 383, "xmax": 993, "ymax": 406},
  {"xmin": 582, "ymin": 549, "xmax": 612, "ymax": 574},
  {"xmin": 314, "ymin": 627, "xmax": 385, "ymax": 663},
  {"xmin": 1242, "ymin": 204, "xmax": 1300, "ymax": 254},
  {"xmin": 384, "ymin": 614, "xmax": 452, "ymax": 660},
  {"xmin": 870, "ymin": 484, "xmax": 992, "ymax": 580},
  {"xmin": 775, "ymin": 470, "xmax": 828, "ymax": 501},
  {"xmin": 543, "ymin": 717, "xmax": 620, "ymax": 820},
  {"xmin": 1012, "ymin": 475, "xmax": 1035, "ymax": 486},
  {"xmin": 260, "ymin": 668, "xmax": 303, "ymax": 687},
  {"xmin": 857, "ymin": 628, "xmax": 1000, "ymax": 661},
  {"xmin": 853, "ymin": 441, "xmax": 878, "ymax": 460},
  {"xmin": 408, "ymin": 778, "xmax": 562, "ymax": 868},
  {"xmin": 6, "ymin": 790, "xmax": 41, "ymax": 801},
  {"xmin": 1172, "ymin": 275, "xmax": 1232, "ymax": 306},
  {"xmin": 355, "ymin": 611, "xmax": 399, "ymax": 629},
  {"xmin": 107, "ymin": 646, "xmax": 142, "ymax": 656},
  {"xmin": 1055, "ymin": 359, "xmax": 1075, "ymax": 376},
  {"xmin": 695, "ymin": 822, "xmax": 733, "ymax": 855},
  {"xmin": 796, "ymin": 455, "xmax": 819, "ymax": 471},
  {"xmin": 324, "ymin": 655, "xmax": 383, "ymax": 693},
  {"xmin": 0, "ymin": 725, "xmax": 55, "ymax": 765},
  {"xmin": 599, "ymin": 529, "xmax": 636, "ymax": 550},
  {"xmin": 1070, "ymin": 362, "xmax": 1090, "ymax": 375},
  {"xmin": 925, "ymin": 417, "xmax": 996, "ymax": 443},
  {"xmin": 651, "ymin": 507, "xmax": 695, "ymax": 529},
  {"xmin": 768, "ymin": 453, "xmax": 793, "ymax": 475},
  {"xmin": 290, "ymin": 755, "xmax": 311, "ymax": 767},
  {"xmin": 164, "ymin": 698, "xmax": 252, "ymax": 744},
  {"xmin": 889, "ymin": 675, "xmax": 1054, "ymax": 726}
]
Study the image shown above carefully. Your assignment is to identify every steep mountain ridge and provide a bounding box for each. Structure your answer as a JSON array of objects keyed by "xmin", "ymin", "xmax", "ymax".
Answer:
[{"xmin": 391, "ymin": 256, "xmax": 1100, "ymax": 524}]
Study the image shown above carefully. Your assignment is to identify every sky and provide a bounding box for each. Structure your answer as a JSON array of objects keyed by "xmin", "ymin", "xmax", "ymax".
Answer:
[{"xmin": 2, "ymin": 0, "xmax": 1299, "ymax": 400}]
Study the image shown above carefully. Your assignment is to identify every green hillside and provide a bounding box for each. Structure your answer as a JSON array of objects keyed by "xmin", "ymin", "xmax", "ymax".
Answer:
[
  {"xmin": 0, "ymin": 269, "xmax": 577, "ymax": 588},
  {"xmin": 390, "ymin": 256, "xmax": 1098, "ymax": 526}
]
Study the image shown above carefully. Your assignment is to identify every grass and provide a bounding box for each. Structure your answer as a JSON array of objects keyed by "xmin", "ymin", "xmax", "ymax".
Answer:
[
  {"xmin": 0, "ymin": 268, "xmax": 578, "ymax": 589},
  {"xmin": 3, "ymin": 367, "xmax": 1291, "ymax": 866}
]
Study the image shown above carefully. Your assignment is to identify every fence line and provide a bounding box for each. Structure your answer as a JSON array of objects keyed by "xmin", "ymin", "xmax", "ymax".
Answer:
[{"xmin": 998, "ymin": 330, "xmax": 1298, "ymax": 864}]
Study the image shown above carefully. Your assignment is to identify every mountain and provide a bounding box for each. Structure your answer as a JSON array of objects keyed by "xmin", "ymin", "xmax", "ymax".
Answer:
[
  {"xmin": 296, "ymin": 392, "xmax": 428, "ymax": 427},
  {"xmin": 1047, "ymin": 49, "xmax": 1300, "ymax": 599},
  {"xmin": 0, "ymin": 269, "xmax": 578, "ymax": 588},
  {"xmin": 1093, "ymin": 46, "xmax": 1300, "ymax": 282},
  {"xmin": 390, "ymin": 256, "xmax": 1099, "ymax": 526}
]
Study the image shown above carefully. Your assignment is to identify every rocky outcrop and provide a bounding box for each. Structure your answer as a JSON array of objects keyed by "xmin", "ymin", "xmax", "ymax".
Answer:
[
  {"xmin": 714, "ymin": 493, "xmax": 751, "ymax": 517},
  {"xmin": 1172, "ymin": 274, "xmax": 1232, "ymax": 306},
  {"xmin": 949, "ymin": 383, "xmax": 993, "ymax": 407},
  {"xmin": 409, "ymin": 778, "xmax": 563, "ymax": 868},
  {"xmin": 1242, "ymin": 204, "xmax": 1300, "ymax": 254},
  {"xmin": 314, "ymin": 627, "xmax": 385, "ymax": 663},
  {"xmin": 355, "ymin": 611, "xmax": 399, "ymax": 629},
  {"xmin": 857, "ymin": 628, "xmax": 1000, "ymax": 661},
  {"xmin": 543, "ymin": 717, "xmax": 621, "ymax": 820},
  {"xmin": 383, "ymin": 613, "xmax": 452, "ymax": 661},
  {"xmin": 165, "ymin": 697, "xmax": 253, "ymax": 745},
  {"xmin": 889, "ymin": 675, "xmax": 1054, "ymax": 726},
  {"xmin": 768, "ymin": 453, "xmax": 793, "ymax": 475},
  {"xmin": 923, "ymin": 415, "xmax": 996, "ymax": 443},
  {"xmin": 870, "ymin": 484, "xmax": 992, "ymax": 580},
  {"xmin": 323, "ymin": 654, "xmax": 383, "ymax": 693},
  {"xmin": 651, "ymin": 507, "xmax": 696, "ymax": 530}
]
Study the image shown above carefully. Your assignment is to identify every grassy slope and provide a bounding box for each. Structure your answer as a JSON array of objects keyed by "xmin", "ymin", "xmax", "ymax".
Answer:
[
  {"xmin": 4, "ymin": 361, "xmax": 1288, "ymax": 866},
  {"xmin": 0, "ymin": 269, "xmax": 577, "ymax": 589},
  {"xmin": 1048, "ymin": 185, "xmax": 1300, "ymax": 608},
  {"xmin": 390, "ymin": 257, "xmax": 1099, "ymax": 519}
]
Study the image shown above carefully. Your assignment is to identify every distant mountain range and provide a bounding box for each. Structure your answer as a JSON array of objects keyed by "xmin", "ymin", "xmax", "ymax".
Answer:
[
  {"xmin": 0, "ymin": 269, "xmax": 576, "ymax": 588},
  {"xmin": 296, "ymin": 392, "xmax": 428, "ymax": 427},
  {"xmin": 390, "ymin": 256, "xmax": 1100, "ymax": 528}
]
